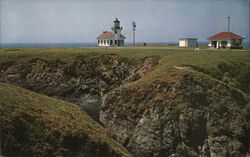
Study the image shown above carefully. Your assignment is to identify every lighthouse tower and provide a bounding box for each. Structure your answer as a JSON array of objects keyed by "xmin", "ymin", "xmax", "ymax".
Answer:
[
  {"xmin": 112, "ymin": 18, "xmax": 122, "ymax": 36},
  {"xmin": 111, "ymin": 18, "xmax": 125, "ymax": 46}
]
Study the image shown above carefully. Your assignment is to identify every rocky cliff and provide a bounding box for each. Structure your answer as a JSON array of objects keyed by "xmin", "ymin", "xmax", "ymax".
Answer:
[
  {"xmin": 0, "ymin": 54, "xmax": 158, "ymax": 120},
  {"xmin": 100, "ymin": 66, "xmax": 250, "ymax": 157},
  {"xmin": 0, "ymin": 51, "xmax": 249, "ymax": 157}
]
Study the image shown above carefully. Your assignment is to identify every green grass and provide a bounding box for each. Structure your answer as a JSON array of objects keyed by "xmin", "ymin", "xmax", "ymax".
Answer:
[
  {"xmin": 0, "ymin": 46, "xmax": 249, "ymax": 156},
  {"xmin": 1, "ymin": 46, "xmax": 249, "ymax": 62},
  {"xmin": 1, "ymin": 47, "xmax": 249, "ymax": 86},
  {"xmin": 0, "ymin": 83, "xmax": 132, "ymax": 156}
]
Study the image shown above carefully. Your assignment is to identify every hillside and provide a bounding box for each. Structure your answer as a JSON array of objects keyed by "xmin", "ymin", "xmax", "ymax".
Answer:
[
  {"xmin": 101, "ymin": 68, "xmax": 250, "ymax": 157},
  {"xmin": 0, "ymin": 52, "xmax": 159, "ymax": 120},
  {"xmin": 0, "ymin": 47, "xmax": 250, "ymax": 157},
  {"xmin": 0, "ymin": 83, "xmax": 131, "ymax": 157}
]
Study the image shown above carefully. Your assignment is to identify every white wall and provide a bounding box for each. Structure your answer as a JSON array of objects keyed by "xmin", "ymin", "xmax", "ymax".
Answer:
[
  {"xmin": 208, "ymin": 41, "xmax": 212, "ymax": 47},
  {"xmin": 98, "ymin": 40, "xmax": 110, "ymax": 47},
  {"xmin": 179, "ymin": 39, "xmax": 197, "ymax": 47},
  {"xmin": 179, "ymin": 40, "xmax": 187, "ymax": 47},
  {"xmin": 208, "ymin": 39, "xmax": 233, "ymax": 48}
]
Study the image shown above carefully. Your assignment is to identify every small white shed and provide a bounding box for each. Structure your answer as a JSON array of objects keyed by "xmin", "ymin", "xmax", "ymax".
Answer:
[{"xmin": 179, "ymin": 38, "xmax": 198, "ymax": 47}]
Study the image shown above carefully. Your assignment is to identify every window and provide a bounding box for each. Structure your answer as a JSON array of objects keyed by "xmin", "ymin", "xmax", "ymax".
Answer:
[
  {"xmin": 239, "ymin": 40, "xmax": 241, "ymax": 45},
  {"xmin": 115, "ymin": 40, "xmax": 117, "ymax": 45},
  {"xmin": 115, "ymin": 30, "xmax": 117, "ymax": 34},
  {"xmin": 236, "ymin": 39, "xmax": 241, "ymax": 45},
  {"xmin": 98, "ymin": 40, "xmax": 100, "ymax": 44},
  {"xmin": 110, "ymin": 40, "xmax": 113, "ymax": 45},
  {"xmin": 104, "ymin": 40, "xmax": 106, "ymax": 45},
  {"xmin": 221, "ymin": 41, "xmax": 227, "ymax": 45},
  {"xmin": 221, "ymin": 41, "xmax": 227, "ymax": 48}
]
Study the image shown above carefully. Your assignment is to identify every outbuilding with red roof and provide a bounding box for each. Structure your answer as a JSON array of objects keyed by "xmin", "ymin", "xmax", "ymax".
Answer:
[{"xmin": 208, "ymin": 32, "xmax": 244, "ymax": 49}]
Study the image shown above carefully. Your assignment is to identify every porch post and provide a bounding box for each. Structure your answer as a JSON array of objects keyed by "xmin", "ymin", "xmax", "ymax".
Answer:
[{"xmin": 227, "ymin": 40, "xmax": 231, "ymax": 48}]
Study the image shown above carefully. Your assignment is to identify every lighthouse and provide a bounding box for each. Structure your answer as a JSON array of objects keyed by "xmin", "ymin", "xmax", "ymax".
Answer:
[
  {"xmin": 112, "ymin": 18, "xmax": 122, "ymax": 36},
  {"xmin": 97, "ymin": 18, "xmax": 126, "ymax": 47}
]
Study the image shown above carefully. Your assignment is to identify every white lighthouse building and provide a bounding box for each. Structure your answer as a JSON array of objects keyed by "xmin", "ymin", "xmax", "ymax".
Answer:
[{"xmin": 97, "ymin": 18, "xmax": 126, "ymax": 47}]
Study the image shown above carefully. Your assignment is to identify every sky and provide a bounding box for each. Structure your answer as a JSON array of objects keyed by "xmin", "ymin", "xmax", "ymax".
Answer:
[{"xmin": 0, "ymin": 0, "xmax": 249, "ymax": 43}]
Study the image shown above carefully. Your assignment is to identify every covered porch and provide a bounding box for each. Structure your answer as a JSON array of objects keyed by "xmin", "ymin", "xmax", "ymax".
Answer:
[{"xmin": 208, "ymin": 39, "xmax": 243, "ymax": 49}]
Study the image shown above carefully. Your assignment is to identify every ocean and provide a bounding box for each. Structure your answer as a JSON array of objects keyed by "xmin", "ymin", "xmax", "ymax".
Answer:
[
  {"xmin": 1, "ymin": 42, "xmax": 249, "ymax": 48},
  {"xmin": 0, "ymin": 43, "xmax": 97, "ymax": 48}
]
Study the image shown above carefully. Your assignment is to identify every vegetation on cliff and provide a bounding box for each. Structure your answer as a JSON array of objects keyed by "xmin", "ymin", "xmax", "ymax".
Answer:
[
  {"xmin": 0, "ymin": 47, "xmax": 249, "ymax": 157},
  {"xmin": 0, "ymin": 83, "xmax": 131, "ymax": 157}
]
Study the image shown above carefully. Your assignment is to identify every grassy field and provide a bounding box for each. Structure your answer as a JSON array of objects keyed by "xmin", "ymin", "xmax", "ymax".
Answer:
[
  {"xmin": 1, "ymin": 46, "xmax": 249, "ymax": 85},
  {"xmin": 0, "ymin": 46, "xmax": 249, "ymax": 93},
  {"xmin": 1, "ymin": 46, "xmax": 249, "ymax": 61},
  {"xmin": 0, "ymin": 46, "xmax": 249, "ymax": 156}
]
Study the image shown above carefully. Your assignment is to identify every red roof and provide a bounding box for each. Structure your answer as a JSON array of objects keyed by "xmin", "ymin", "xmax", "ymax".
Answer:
[
  {"xmin": 97, "ymin": 31, "xmax": 113, "ymax": 39},
  {"xmin": 208, "ymin": 32, "xmax": 243, "ymax": 40}
]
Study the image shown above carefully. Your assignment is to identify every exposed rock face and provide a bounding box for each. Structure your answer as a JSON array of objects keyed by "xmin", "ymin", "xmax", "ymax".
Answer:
[
  {"xmin": 0, "ymin": 54, "xmax": 159, "ymax": 120},
  {"xmin": 0, "ymin": 54, "xmax": 137, "ymax": 97},
  {"xmin": 100, "ymin": 72, "xmax": 250, "ymax": 157},
  {"xmin": 1, "ymin": 53, "xmax": 249, "ymax": 157}
]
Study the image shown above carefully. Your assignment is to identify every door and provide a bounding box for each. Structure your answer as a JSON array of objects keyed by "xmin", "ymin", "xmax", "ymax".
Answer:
[
  {"xmin": 221, "ymin": 41, "xmax": 227, "ymax": 48},
  {"xmin": 212, "ymin": 41, "xmax": 217, "ymax": 48}
]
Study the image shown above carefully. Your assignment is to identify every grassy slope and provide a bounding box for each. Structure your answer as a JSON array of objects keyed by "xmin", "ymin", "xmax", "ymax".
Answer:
[
  {"xmin": 1, "ymin": 47, "xmax": 249, "ymax": 61},
  {"xmin": 0, "ymin": 83, "xmax": 131, "ymax": 157},
  {"xmin": 0, "ymin": 47, "xmax": 249, "ymax": 156},
  {"xmin": 1, "ymin": 47, "xmax": 249, "ymax": 87}
]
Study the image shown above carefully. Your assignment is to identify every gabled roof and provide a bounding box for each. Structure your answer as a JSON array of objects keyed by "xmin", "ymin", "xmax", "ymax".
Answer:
[
  {"xmin": 97, "ymin": 31, "xmax": 113, "ymax": 39},
  {"xmin": 208, "ymin": 32, "xmax": 244, "ymax": 40},
  {"xmin": 97, "ymin": 31, "xmax": 126, "ymax": 40}
]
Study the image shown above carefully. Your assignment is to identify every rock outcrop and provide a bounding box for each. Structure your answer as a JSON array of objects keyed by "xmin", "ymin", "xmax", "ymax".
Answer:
[
  {"xmin": 0, "ymin": 54, "xmax": 159, "ymax": 120},
  {"xmin": 1, "ymin": 52, "xmax": 249, "ymax": 157},
  {"xmin": 100, "ymin": 71, "xmax": 250, "ymax": 157}
]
